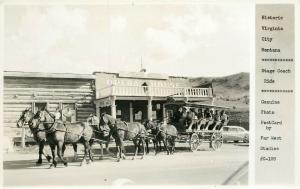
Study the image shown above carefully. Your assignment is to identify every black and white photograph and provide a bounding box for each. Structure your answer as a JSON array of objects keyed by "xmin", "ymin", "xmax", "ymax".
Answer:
[{"xmin": 2, "ymin": 0, "xmax": 251, "ymax": 187}]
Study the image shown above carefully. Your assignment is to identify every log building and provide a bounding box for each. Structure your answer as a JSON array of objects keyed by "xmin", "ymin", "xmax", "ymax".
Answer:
[{"xmin": 3, "ymin": 71, "xmax": 96, "ymax": 141}]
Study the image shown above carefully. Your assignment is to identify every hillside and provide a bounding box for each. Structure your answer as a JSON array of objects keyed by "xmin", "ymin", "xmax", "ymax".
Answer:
[
  {"xmin": 190, "ymin": 72, "xmax": 249, "ymax": 99},
  {"xmin": 190, "ymin": 72, "xmax": 250, "ymax": 129}
]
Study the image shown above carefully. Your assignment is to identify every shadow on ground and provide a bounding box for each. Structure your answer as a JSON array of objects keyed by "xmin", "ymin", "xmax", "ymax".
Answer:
[{"xmin": 4, "ymin": 144, "xmax": 213, "ymax": 170}]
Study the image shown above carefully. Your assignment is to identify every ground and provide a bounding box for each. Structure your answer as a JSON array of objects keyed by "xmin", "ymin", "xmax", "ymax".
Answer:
[{"xmin": 3, "ymin": 142, "xmax": 248, "ymax": 186}]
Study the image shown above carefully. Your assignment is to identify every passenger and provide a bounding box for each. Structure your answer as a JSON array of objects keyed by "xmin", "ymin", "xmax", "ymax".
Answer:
[
  {"xmin": 219, "ymin": 110, "xmax": 229, "ymax": 130},
  {"xmin": 211, "ymin": 110, "xmax": 221, "ymax": 130},
  {"xmin": 197, "ymin": 108, "xmax": 204, "ymax": 120},
  {"xmin": 186, "ymin": 108, "xmax": 196, "ymax": 131},
  {"xmin": 205, "ymin": 109, "xmax": 215, "ymax": 130},
  {"xmin": 172, "ymin": 107, "xmax": 182, "ymax": 123},
  {"xmin": 202, "ymin": 108, "xmax": 212, "ymax": 130},
  {"xmin": 196, "ymin": 108, "xmax": 205, "ymax": 130},
  {"xmin": 177, "ymin": 107, "xmax": 187, "ymax": 132},
  {"xmin": 181, "ymin": 107, "xmax": 188, "ymax": 119}
]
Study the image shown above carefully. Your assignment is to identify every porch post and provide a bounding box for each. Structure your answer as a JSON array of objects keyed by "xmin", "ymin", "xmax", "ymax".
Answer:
[
  {"xmin": 162, "ymin": 104, "xmax": 166, "ymax": 124},
  {"xmin": 129, "ymin": 102, "xmax": 133, "ymax": 123},
  {"xmin": 147, "ymin": 97, "xmax": 153, "ymax": 121},
  {"xmin": 111, "ymin": 96, "xmax": 117, "ymax": 119},
  {"xmin": 94, "ymin": 101, "xmax": 100, "ymax": 118}
]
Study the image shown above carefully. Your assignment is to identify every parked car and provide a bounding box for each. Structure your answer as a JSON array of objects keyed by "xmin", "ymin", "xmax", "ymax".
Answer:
[{"xmin": 222, "ymin": 126, "xmax": 249, "ymax": 143}]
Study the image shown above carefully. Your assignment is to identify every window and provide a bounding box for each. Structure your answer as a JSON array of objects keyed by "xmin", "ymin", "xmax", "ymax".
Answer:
[{"xmin": 34, "ymin": 102, "xmax": 47, "ymax": 113}]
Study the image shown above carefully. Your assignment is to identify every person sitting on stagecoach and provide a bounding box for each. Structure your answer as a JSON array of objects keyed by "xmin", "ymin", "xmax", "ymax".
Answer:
[
  {"xmin": 211, "ymin": 110, "xmax": 222, "ymax": 130},
  {"xmin": 177, "ymin": 106, "xmax": 187, "ymax": 132},
  {"xmin": 218, "ymin": 110, "xmax": 229, "ymax": 130},
  {"xmin": 196, "ymin": 108, "xmax": 205, "ymax": 130},
  {"xmin": 202, "ymin": 108, "xmax": 212, "ymax": 130},
  {"xmin": 186, "ymin": 108, "xmax": 196, "ymax": 131},
  {"xmin": 206, "ymin": 109, "xmax": 217, "ymax": 130},
  {"xmin": 172, "ymin": 107, "xmax": 182, "ymax": 123},
  {"xmin": 197, "ymin": 108, "xmax": 204, "ymax": 120}
]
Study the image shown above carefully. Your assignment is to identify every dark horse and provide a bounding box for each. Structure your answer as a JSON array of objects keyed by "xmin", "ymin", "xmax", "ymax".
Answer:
[
  {"xmin": 36, "ymin": 110, "xmax": 94, "ymax": 168},
  {"xmin": 100, "ymin": 116, "xmax": 147, "ymax": 161},
  {"xmin": 17, "ymin": 108, "xmax": 52, "ymax": 165},
  {"xmin": 144, "ymin": 120, "xmax": 177, "ymax": 155}
]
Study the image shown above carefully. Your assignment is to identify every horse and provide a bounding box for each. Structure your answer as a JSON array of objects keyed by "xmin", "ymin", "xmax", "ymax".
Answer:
[
  {"xmin": 17, "ymin": 108, "xmax": 52, "ymax": 165},
  {"xmin": 144, "ymin": 120, "xmax": 177, "ymax": 155},
  {"xmin": 143, "ymin": 120, "xmax": 162, "ymax": 153},
  {"xmin": 37, "ymin": 110, "xmax": 94, "ymax": 168},
  {"xmin": 100, "ymin": 119, "xmax": 147, "ymax": 162}
]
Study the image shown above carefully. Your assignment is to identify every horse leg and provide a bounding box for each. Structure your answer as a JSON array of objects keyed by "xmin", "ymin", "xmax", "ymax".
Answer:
[
  {"xmin": 99, "ymin": 142, "xmax": 104, "ymax": 160},
  {"xmin": 120, "ymin": 139, "xmax": 126, "ymax": 160},
  {"xmin": 154, "ymin": 139, "xmax": 158, "ymax": 155},
  {"xmin": 173, "ymin": 138, "xmax": 176, "ymax": 154},
  {"xmin": 159, "ymin": 141, "xmax": 162, "ymax": 152},
  {"xmin": 40, "ymin": 141, "xmax": 52, "ymax": 163},
  {"xmin": 87, "ymin": 141, "xmax": 94, "ymax": 163},
  {"xmin": 80, "ymin": 141, "xmax": 89, "ymax": 166},
  {"xmin": 57, "ymin": 142, "xmax": 68, "ymax": 167},
  {"xmin": 116, "ymin": 145, "xmax": 121, "ymax": 162},
  {"xmin": 171, "ymin": 138, "xmax": 175, "ymax": 154},
  {"xmin": 132, "ymin": 139, "xmax": 138, "ymax": 160},
  {"xmin": 36, "ymin": 142, "xmax": 44, "ymax": 165},
  {"xmin": 141, "ymin": 138, "xmax": 145, "ymax": 160},
  {"xmin": 49, "ymin": 144, "xmax": 57, "ymax": 168},
  {"xmin": 162, "ymin": 139, "xmax": 169, "ymax": 155},
  {"xmin": 72, "ymin": 143, "xmax": 78, "ymax": 161},
  {"xmin": 105, "ymin": 141, "xmax": 112, "ymax": 155},
  {"xmin": 145, "ymin": 139, "xmax": 149, "ymax": 154},
  {"xmin": 137, "ymin": 140, "xmax": 141, "ymax": 153},
  {"xmin": 62, "ymin": 143, "xmax": 66, "ymax": 157}
]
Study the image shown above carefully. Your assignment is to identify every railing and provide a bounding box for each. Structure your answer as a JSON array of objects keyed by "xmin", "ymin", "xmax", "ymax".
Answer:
[{"xmin": 97, "ymin": 85, "xmax": 213, "ymax": 98}]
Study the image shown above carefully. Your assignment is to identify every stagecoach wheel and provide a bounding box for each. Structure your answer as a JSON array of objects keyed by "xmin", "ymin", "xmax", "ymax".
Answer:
[
  {"xmin": 211, "ymin": 132, "xmax": 223, "ymax": 151},
  {"xmin": 189, "ymin": 133, "xmax": 200, "ymax": 152}
]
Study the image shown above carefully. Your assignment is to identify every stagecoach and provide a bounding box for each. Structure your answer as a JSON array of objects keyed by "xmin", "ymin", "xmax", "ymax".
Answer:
[{"xmin": 163, "ymin": 101, "xmax": 230, "ymax": 151}]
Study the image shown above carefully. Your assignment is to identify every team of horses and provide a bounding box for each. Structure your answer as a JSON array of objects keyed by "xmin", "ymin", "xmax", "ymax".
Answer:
[{"xmin": 16, "ymin": 108, "xmax": 178, "ymax": 168}]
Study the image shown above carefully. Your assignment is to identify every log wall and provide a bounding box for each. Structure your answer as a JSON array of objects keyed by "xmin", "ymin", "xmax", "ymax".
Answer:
[{"xmin": 3, "ymin": 76, "xmax": 96, "ymax": 139}]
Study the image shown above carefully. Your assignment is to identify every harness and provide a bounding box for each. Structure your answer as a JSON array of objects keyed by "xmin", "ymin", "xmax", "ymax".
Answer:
[
  {"xmin": 39, "ymin": 111, "xmax": 87, "ymax": 138},
  {"xmin": 156, "ymin": 127, "xmax": 178, "ymax": 138},
  {"xmin": 114, "ymin": 121, "xmax": 147, "ymax": 140}
]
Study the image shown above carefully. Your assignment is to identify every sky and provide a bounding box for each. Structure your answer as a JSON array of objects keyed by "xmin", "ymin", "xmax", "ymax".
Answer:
[{"xmin": 4, "ymin": 2, "xmax": 251, "ymax": 77}]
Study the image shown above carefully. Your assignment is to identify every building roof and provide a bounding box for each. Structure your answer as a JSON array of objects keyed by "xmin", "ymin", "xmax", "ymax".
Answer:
[
  {"xmin": 93, "ymin": 71, "xmax": 189, "ymax": 80},
  {"xmin": 4, "ymin": 71, "xmax": 96, "ymax": 79}
]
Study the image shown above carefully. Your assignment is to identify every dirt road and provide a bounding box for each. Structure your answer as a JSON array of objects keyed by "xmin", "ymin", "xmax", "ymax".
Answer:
[{"xmin": 3, "ymin": 143, "xmax": 248, "ymax": 186}]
